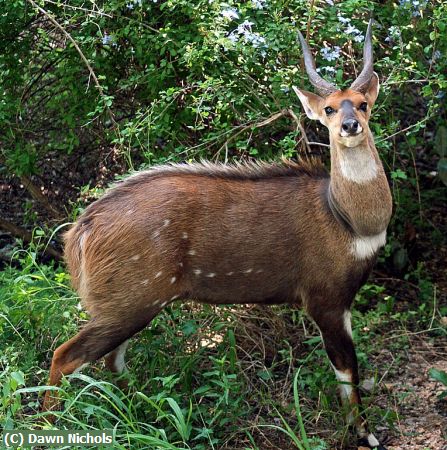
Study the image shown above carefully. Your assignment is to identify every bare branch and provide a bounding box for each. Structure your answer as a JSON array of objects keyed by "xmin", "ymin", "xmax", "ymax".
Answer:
[
  {"xmin": 25, "ymin": 0, "xmax": 118, "ymax": 129},
  {"xmin": 0, "ymin": 218, "xmax": 63, "ymax": 261}
]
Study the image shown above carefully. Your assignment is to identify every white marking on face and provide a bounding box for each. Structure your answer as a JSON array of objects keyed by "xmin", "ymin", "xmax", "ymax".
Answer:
[
  {"xmin": 343, "ymin": 310, "xmax": 352, "ymax": 338},
  {"xmin": 163, "ymin": 219, "xmax": 170, "ymax": 227},
  {"xmin": 339, "ymin": 147, "xmax": 378, "ymax": 183},
  {"xmin": 170, "ymin": 276, "xmax": 176, "ymax": 284},
  {"xmin": 181, "ymin": 232, "xmax": 188, "ymax": 239},
  {"xmin": 187, "ymin": 250, "xmax": 196, "ymax": 256},
  {"xmin": 244, "ymin": 268, "xmax": 253, "ymax": 274},
  {"xmin": 170, "ymin": 294, "xmax": 180, "ymax": 301},
  {"xmin": 113, "ymin": 340, "xmax": 130, "ymax": 374},
  {"xmin": 340, "ymin": 124, "xmax": 363, "ymax": 138},
  {"xmin": 155, "ymin": 271, "xmax": 163, "ymax": 278},
  {"xmin": 73, "ymin": 363, "xmax": 89, "ymax": 374},
  {"xmin": 141, "ymin": 279, "xmax": 149, "ymax": 285},
  {"xmin": 206, "ymin": 273, "xmax": 216, "ymax": 278},
  {"xmin": 367, "ymin": 433, "xmax": 380, "ymax": 447},
  {"xmin": 226, "ymin": 271, "xmax": 234, "ymax": 276},
  {"xmin": 131, "ymin": 254, "xmax": 140, "ymax": 261},
  {"xmin": 351, "ymin": 230, "xmax": 387, "ymax": 260},
  {"xmin": 193, "ymin": 269, "xmax": 202, "ymax": 275}
]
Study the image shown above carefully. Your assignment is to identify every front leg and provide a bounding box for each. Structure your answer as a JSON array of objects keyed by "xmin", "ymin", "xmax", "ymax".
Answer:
[{"xmin": 308, "ymin": 306, "xmax": 386, "ymax": 449}]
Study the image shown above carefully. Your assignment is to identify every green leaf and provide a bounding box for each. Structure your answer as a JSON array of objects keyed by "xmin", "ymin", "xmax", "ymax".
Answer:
[
  {"xmin": 257, "ymin": 369, "xmax": 273, "ymax": 381},
  {"xmin": 10, "ymin": 371, "xmax": 25, "ymax": 387},
  {"xmin": 429, "ymin": 368, "xmax": 447, "ymax": 386}
]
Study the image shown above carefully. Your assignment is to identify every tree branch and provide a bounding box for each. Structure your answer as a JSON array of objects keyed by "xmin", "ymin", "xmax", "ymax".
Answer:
[
  {"xmin": 26, "ymin": 0, "xmax": 118, "ymax": 130},
  {"xmin": 0, "ymin": 218, "xmax": 63, "ymax": 261}
]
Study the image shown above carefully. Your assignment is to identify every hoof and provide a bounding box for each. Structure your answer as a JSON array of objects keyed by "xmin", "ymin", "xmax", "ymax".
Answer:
[{"xmin": 358, "ymin": 435, "xmax": 387, "ymax": 449}]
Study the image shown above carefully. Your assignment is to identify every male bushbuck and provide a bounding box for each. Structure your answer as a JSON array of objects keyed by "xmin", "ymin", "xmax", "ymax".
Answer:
[{"xmin": 43, "ymin": 20, "xmax": 391, "ymax": 449}]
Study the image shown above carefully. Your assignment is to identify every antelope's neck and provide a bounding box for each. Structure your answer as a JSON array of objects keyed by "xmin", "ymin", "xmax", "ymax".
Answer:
[{"xmin": 328, "ymin": 131, "xmax": 392, "ymax": 237}]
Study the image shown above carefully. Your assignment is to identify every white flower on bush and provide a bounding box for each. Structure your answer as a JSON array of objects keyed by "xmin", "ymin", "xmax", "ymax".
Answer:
[
  {"xmin": 127, "ymin": 0, "xmax": 142, "ymax": 7},
  {"xmin": 237, "ymin": 20, "xmax": 255, "ymax": 33},
  {"xmin": 399, "ymin": 0, "xmax": 427, "ymax": 17},
  {"xmin": 221, "ymin": 7, "xmax": 239, "ymax": 20},
  {"xmin": 337, "ymin": 13, "xmax": 351, "ymax": 24},
  {"xmin": 252, "ymin": 0, "xmax": 267, "ymax": 9},
  {"xmin": 385, "ymin": 25, "xmax": 401, "ymax": 43},
  {"xmin": 228, "ymin": 19, "xmax": 267, "ymax": 51},
  {"xmin": 102, "ymin": 33, "xmax": 112, "ymax": 45},
  {"xmin": 345, "ymin": 24, "xmax": 364, "ymax": 42},
  {"xmin": 320, "ymin": 46, "xmax": 340, "ymax": 62}
]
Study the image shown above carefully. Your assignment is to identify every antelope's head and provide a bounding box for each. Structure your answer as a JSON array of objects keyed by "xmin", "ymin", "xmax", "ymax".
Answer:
[{"xmin": 294, "ymin": 20, "xmax": 379, "ymax": 148}]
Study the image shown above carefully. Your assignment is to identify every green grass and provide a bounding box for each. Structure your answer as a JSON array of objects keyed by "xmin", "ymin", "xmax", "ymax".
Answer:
[{"xmin": 1, "ymin": 249, "xmax": 445, "ymax": 449}]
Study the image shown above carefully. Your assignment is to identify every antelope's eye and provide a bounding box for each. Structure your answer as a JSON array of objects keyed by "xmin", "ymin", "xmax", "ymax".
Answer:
[
  {"xmin": 324, "ymin": 106, "xmax": 335, "ymax": 115},
  {"xmin": 359, "ymin": 102, "xmax": 368, "ymax": 112}
]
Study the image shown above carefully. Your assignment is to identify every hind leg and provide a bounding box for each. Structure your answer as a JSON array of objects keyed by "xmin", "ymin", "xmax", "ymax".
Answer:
[
  {"xmin": 42, "ymin": 312, "xmax": 153, "ymax": 414},
  {"xmin": 104, "ymin": 340, "xmax": 130, "ymax": 388}
]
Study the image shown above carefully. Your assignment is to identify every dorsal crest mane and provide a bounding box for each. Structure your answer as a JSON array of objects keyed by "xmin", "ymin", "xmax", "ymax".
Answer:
[{"xmin": 119, "ymin": 158, "xmax": 327, "ymax": 186}]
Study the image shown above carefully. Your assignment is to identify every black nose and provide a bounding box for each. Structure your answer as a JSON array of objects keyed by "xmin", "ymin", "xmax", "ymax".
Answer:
[{"xmin": 341, "ymin": 118, "xmax": 359, "ymax": 135}]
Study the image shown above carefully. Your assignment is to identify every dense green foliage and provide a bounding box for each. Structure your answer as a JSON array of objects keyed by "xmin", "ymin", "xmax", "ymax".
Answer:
[
  {"xmin": 1, "ymin": 0, "xmax": 446, "ymax": 170},
  {"xmin": 1, "ymin": 0, "xmax": 446, "ymax": 448}
]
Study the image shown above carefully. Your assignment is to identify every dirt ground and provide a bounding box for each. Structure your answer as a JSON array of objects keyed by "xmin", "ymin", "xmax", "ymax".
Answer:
[{"xmin": 380, "ymin": 335, "xmax": 447, "ymax": 450}]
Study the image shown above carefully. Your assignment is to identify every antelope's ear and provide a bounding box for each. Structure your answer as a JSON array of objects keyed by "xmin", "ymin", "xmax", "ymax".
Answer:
[
  {"xmin": 293, "ymin": 86, "xmax": 324, "ymax": 120},
  {"xmin": 365, "ymin": 72, "xmax": 380, "ymax": 106}
]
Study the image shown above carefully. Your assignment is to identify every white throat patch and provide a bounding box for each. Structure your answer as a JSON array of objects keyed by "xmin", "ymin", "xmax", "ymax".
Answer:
[
  {"xmin": 351, "ymin": 231, "xmax": 387, "ymax": 259},
  {"xmin": 339, "ymin": 147, "xmax": 378, "ymax": 183}
]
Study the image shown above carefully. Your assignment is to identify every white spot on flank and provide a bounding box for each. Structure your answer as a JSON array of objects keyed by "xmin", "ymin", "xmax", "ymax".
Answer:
[
  {"xmin": 343, "ymin": 310, "xmax": 352, "ymax": 338},
  {"xmin": 73, "ymin": 363, "xmax": 89, "ymax": 374},
  {"xmin": 170, "ymin": 276, "xmax": 176, "ymax": 284},
  {"xmin": 113, "ymin": 340, "xmax": 130, "ymax": 374},
  {"xmin": 367, "ymin": 433, "xmax": 380, "ymax": 447},
  {"xmin": 171, "ymin": 294, "xmax": 180, "ymax": 301},
  {"xmin": 153, "ymin": 299, "xmax": 161, "ymax": 305},
  {"xmin": 193, "ymin": 269, "xmax": 202, "ymax": 275},
  {"xmin": 161, "ymin": 301, "xmax": 168, "ymax": 308},
  {"xmin": 155, "ymin": 271, "xmax": 163, "ymax": 279},
  {"xmin": 226, "ymin": 271, "xmax": 234, "ymax": 276},
  {"xmin": 188, "ymin": 250, "xmax": 196, "ymax": 256},
  {"xmin": 178, "ymin": 262, "xmax": 183, "ymax": 267},
  {"xmin": 256, "ymin": 269, "xmax": 263, "ymax": 274},
  {"xmin": 244, "ymin": 268, "xmax": 253, "ymax": 274},
  {"xmin": 131, "ymin": 254, "xmax": 140, "ymax": 261},
  {"xmin": 339, "ymin": 147, "xmax": 378, "ymax": 183},
  {"xmin": 141, "ymin": 279, "xmax": 149, "ymax": 285},
  {"xmin": 206, "ymin": 273, "xmax": 216, "ymax": 278},
  {"xmin": 163, "ymin": 219, "xmax": 170, "ymax": 227},
  {"xmin": 181, "ymin": 232, "xmax": 188, "ymax": 239},
  {"xmin": 351, "ymin": 230, "xmax": 387, "ymax": 260}
]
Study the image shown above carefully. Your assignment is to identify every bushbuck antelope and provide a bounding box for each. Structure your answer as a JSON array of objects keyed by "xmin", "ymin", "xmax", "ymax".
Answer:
[{"xmin": 43, "ymin": 20, "xmax": 391, "ymax": 449}]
